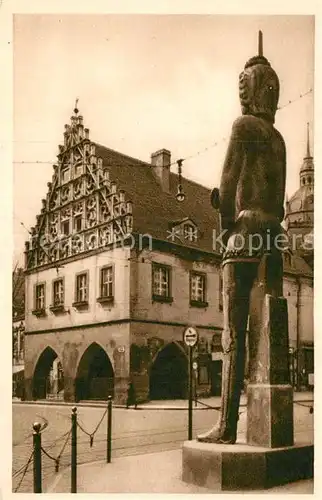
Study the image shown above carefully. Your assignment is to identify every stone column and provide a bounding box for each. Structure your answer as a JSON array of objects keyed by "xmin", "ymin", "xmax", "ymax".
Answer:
[
  {"xmin": 24, "ymin": 378, "xmax": 33, "ymax": 401},
  {"xmin": 113, "ymin": 347, "xmax": 129, "ymax": 404},
  {"xmin": 247, "ymin": 253, "xmax": 294, "ymax": 448},
  {"xmin": 63, "ymin": 377, "xmax": 76, "ymax": 402}
]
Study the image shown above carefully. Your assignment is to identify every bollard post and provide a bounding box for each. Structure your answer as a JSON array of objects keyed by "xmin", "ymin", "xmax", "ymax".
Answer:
[
  {"xmin": 188, "ymin": 345, "xmax": 193, "ymax": 440},
  {"xmin": 71, "ymin": 406, "xmax": 77, "ymax": 493},
  {"xmin": 33, "ymin": 422, "xmax": 42, "ymax": 493},
  {"xmin": 107, "ymin": 395, "xmax": 112, "ymax": 463}
]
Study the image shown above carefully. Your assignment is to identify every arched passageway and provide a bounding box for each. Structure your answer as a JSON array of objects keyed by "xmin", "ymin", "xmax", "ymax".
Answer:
[
  {"xmin": 32, "ymin": 347, "xmax": 64, "ymax": 400},
  {"xmin": 75, "ymin": 343, "xmax": 114, "ymax": 401},
  {"xmin": 149, "ymin": 342, "xmax": 188, "ymax": 400}
]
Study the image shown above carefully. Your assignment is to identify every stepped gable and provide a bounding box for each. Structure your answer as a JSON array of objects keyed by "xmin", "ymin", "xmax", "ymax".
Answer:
[{"xmin": 25, "ymin": 105, "xmax": 220, "ymax": 272}]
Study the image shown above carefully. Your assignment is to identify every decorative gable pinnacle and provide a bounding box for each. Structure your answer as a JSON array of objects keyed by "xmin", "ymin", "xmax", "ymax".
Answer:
[{"xmin": 24, "ymin": 103, "xmax": 134, "ymax": 271}]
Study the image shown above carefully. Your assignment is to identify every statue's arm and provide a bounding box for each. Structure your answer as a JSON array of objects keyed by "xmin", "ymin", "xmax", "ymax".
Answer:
[{"xmin": 219, "ymin": 118, "xmax": 245, "ymax": 231}]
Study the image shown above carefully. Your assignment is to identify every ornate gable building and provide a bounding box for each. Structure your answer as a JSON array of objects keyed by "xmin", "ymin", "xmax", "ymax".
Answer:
[
  {"xmin": 23, "ymin": 107, "xmax": 314, "ymax": 403},
  {"xmin": 24, "ymin": 106, "xmax": 224, "ymax": 404}
]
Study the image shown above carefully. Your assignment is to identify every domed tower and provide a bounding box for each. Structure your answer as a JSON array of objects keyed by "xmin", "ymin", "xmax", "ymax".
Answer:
[{"xmin": 285, "ymin": 123, "xmax": 314, "ymax": 267}]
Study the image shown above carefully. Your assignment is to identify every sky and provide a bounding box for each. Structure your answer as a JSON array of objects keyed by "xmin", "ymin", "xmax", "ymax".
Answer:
[{"xmin": 13, "ymin": 14, "xmax": 314, "ymax": 266}]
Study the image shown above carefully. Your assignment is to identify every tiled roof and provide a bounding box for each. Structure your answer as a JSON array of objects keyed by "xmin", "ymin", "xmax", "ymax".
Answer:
[{"xmin": 95, "ymin": 144, "xmax": 220, "ymax": 255}]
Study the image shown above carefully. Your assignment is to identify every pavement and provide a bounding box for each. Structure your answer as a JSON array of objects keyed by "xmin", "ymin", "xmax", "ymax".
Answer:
[
  {"xmin": 38, "ymin": 391, "xmax": 314, "ymax": 494},
  {"xmin": 47, "ymin": 448, "xmax": 314, "ymax": 494}
]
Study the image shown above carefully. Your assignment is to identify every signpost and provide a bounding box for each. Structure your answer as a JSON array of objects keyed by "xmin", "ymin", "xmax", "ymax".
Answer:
[
  {"xmin": 184, "ymin": 326, "xmax": 199, "ymax": 440},
  {"xmin": 193, "ymin": 361, "xmax": 198, "ymax": 407}
]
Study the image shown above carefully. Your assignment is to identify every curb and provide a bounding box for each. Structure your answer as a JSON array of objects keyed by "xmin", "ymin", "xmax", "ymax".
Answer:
[
  {"xmin": 12, "ymin": 399, "xmax": 313, "ymax": 411},
  {"xmin": 12, "ymin": 399, "xmax": 221, "ymax": 410}
]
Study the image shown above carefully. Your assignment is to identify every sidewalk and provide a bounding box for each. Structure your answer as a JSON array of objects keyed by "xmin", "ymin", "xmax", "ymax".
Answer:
[
  {"xmin": 40, "ymin": 392, "xmax": 313, "ymax": 494},
  {"xmin": 47, "ymin": 448, "xmax": 314, "ymax": 494},
  {"xmin": 12, "ymin": 390, "xmax": 314, "ymax": 410}
]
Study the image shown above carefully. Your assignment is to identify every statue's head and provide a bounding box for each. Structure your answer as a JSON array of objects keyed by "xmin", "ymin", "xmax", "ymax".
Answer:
[{"xmin": 239, "ymin": 38, "xmax": 280, "ymax": 123}]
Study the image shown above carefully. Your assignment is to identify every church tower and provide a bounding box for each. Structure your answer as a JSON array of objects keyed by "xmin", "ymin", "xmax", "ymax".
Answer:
[{"xmin": 285, "ymin": 123, "xmax": 314, "ymax": 267}]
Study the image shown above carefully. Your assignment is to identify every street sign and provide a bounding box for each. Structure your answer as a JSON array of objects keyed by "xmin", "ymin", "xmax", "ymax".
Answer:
[
  {"xmin": 184, "ymin": 326, "xmax": 198, "ymax": 347},
  {"xmin": 192, "ymin": 361, "xmax": 198, "ymax": 371},
  {"xmin": 117, "ymin": 346, "xmax": 125, "ymax": 353}
]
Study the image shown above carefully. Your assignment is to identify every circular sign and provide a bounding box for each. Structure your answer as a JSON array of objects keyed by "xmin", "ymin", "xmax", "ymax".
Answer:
[
  {"xmin": 184, "ymin": 326, "xmax": 198, "ymax": 347},
  {"xmin": 117, "ymin": 346, "xmax": 125, "ymax": 353},
  {"xmin": 192, "ymin": 361, "xmax": 198, "ymax": 371}
]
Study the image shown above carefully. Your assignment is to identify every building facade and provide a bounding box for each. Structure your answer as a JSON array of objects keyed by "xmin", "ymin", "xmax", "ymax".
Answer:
[
  {"xmin": 23, "ymin": 107, "xmax": 224, "ymax": 404},
  {"xmin": 23, "ymin": 108, "xmax": 314, "ymax": 404},
  {"xmin": 284, "ymin": 124, "xmax": 314, "ymax": 387},
  {"xmin": 12, "ymin": 267, "xmax": 25, "ymax": 397}
]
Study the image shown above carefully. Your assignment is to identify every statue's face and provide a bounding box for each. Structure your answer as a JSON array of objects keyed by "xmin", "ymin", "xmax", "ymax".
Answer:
[{"xmin": 239, "ymin": 65, "xmax": 280, "ymax": 122}]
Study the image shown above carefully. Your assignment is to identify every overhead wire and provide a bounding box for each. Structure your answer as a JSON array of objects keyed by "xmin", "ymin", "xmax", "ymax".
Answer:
[{"xmin": 12, "ymin": 88, "xmax": 313, "ymax": 167}]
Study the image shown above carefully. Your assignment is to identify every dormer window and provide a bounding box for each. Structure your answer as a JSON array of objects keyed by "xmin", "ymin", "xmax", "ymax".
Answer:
[{"xmin": 184, "ymin": 223, "xmax": 197, "ymax": 242}]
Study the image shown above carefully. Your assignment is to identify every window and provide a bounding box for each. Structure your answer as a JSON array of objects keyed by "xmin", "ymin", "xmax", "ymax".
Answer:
[
  {"xmin": 190, "ymin": 272, "xmax": 207, "ymax": 306},
  {"xmin": 61, "ymin": 220, "xmax": 70, "ymax": 236},
  {"xmin": 74, "ymin": 163, "xmax": 82, "ymax": 177},
  {"xmin": 75, "ymin": 273, "xmax": 88, "ymax": 303},
  {"xmin": 74, "ymin": 215, "xmax": 82, "ymax": 232},
  {"xmin": 184, "ymin": 223, "xmax": 197, "ymax": 242},
  {"xmin": 61, "ymin": 168, "xmax": 70, "ymax": 183},
  {"xmin": 152, "ymin": 264, "xmax": 172, "ymax": 301},
  {"xmin": 100, "ymin": 266, "xmax": 113, "ymax": 298},
  {"xmin": 53, "ymin": 279, "xmax": 64, "ymax": 306},
  {"xmin": 35, "ymin": 283, "xmax": 45, "ymax": 310}
]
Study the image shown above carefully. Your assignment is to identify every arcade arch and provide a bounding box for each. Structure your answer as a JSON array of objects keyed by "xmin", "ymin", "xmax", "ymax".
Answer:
[
  {"xmin": 75, "ymin": 342, "xmax": 114, "ymax": 401},
  {"xmin": 149, "ymin": 342, "xmax": 188, "ymax": 400},
  {"xmin": 32, "ymin": 346, "xmax": 64, "ymax": 400}
]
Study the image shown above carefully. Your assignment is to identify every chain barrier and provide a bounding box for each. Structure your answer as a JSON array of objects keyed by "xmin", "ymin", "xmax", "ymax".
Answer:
[
  {"xmin": 13, "ymin": 395, "xmax": 312, "ymax": 493},
  {"xmin": 14, "ymin": 448, "xmax": 34, "ymax": 492},
  {"xmin": 195, "ymin": 399, "xmax": 217, "ymax": 409},
  {"xmin": 294, "ymin": 400, "xmax": 314, "ymax": 413},
  {"xmin": 77, "ymin": 408, "xmax": 108, "ymax": 447},
  {"xmin": 40, "ymin": 428, "xmax": 71, "ymax": 473}
]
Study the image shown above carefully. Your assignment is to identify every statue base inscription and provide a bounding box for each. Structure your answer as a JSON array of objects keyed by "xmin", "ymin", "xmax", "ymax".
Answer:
[{"xmin": 182, "ymin": 440, "xmax": 313, "ymax": 491}]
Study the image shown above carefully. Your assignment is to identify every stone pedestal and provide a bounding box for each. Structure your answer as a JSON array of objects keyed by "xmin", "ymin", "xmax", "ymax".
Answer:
[
  {"xmin": 182, "ymin": 440, "xmax": 313, "ymax": 490},
  {"xmin": 247, "ymin": 294, "xmax": 294, "ymax": 447},
  {"xmin": 247, "ymin": 384, "xmax": 293, "ymax": 447}
]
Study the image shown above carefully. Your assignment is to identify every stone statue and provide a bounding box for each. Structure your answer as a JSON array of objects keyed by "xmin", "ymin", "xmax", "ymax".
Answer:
[{"xmin": 198, "ymin": 32, "xmax": 287, "ymax": 444}]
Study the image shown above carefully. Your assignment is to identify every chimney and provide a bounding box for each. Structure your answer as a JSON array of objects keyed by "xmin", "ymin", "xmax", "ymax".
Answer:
[{"xmin": 151, "ymin": 149, "xmax": 171, "ymax": 192}]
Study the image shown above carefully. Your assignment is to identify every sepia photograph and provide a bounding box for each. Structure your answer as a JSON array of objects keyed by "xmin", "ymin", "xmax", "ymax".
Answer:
[{"xmin": 11, "ymin": 12, "xmax": 314, "ymax": 494}]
